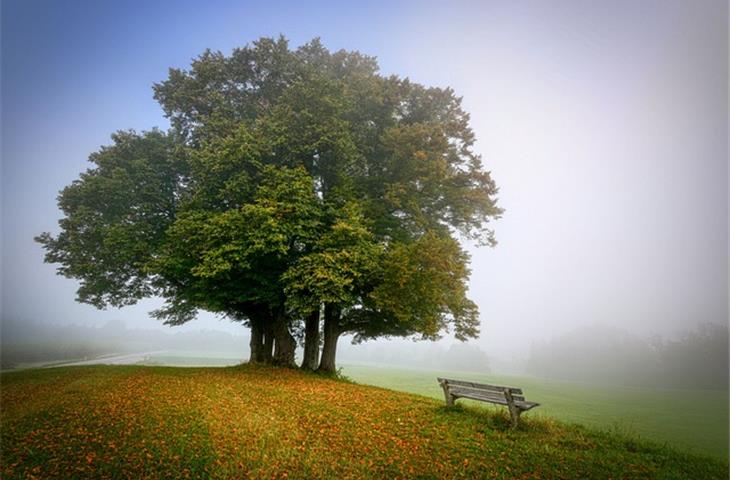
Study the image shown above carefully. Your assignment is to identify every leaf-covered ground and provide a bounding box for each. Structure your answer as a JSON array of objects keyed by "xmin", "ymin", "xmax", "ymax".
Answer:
[
  {"xmin": 340, "ymin": 364, "xmax": 730, "ymax": 460},
  {"xmin": 1, "ymin": 365, "xmax": 727, "ymax": 479}
]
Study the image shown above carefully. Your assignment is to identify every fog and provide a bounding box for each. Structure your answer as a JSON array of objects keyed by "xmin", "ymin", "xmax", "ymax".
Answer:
[
  {"xmin": 0, "ymin": 318, "xmax": 494, "ymax": 374},
  {"xmin": 1, "ymin": 1, "xmax": 727, "ymax": 382}
]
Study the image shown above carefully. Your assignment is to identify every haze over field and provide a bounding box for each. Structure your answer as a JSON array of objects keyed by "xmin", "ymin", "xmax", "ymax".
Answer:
[{"xmin": 2, "ymin": 1, "xmax": 727, "ymax": 373}]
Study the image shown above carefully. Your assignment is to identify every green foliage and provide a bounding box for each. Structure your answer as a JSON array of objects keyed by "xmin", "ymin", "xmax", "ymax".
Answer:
[
  {"xmin": 283, "ymin": 203, "xmax": 382, "ymax": 315},
  {"xmin": 35, "ymin": 129, "xmax": 185, "ymax": 308},
  {"xmin": 38, "ymin": 36, "xmax": 503, "ymax": 349},
  {"xmin": 149, "ymin": 166, "xmax": 321, "ymax": 324},
  {"xmin": 365, "ymin": 232, "xmax": 479, "ymax": 341}
]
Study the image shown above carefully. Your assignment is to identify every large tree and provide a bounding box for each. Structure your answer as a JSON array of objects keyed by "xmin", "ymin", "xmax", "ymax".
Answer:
[{"xmin": 37, "ymin": 37, "xmax": 502, "ymax": 372}]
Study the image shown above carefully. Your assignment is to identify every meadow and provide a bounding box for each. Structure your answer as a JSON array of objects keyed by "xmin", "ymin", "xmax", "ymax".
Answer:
[
  {"xmin": 341, "ymin": 364, "xmax": 730, "ymax": 461},
  {"xmin": 34, "ymin": 351, "xmax": 728, "ymax": 461},
  {"xmin": 122, "ymin": 353, "xmax": 729, "ymax": 460},
  {"xmin": 1, "ymin": 364, "xmax": 727, "ymax": 479}
]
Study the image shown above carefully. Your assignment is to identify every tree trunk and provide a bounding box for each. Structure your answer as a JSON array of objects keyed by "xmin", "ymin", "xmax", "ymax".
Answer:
[
  {"xmin": 272, "ymin": 312, "xmax": 296, "ymax": 367},
  {"xmin": 301, "ymin": 309, "xmax": 320, "ymax": 370},
  {"xmin": 262, "ymin": 320, "xmax": 274, "ymax": 363},
  {"xmin": 249, "ymin": 316, "xmax": 263, "ymax": 364},
  {"xmin": 317, "ymin": 304, "xmax": 341, "ymax": 374}
]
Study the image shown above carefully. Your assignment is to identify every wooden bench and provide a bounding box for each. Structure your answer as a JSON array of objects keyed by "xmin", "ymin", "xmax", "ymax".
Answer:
[{"xmin": 437, "ymin": 377, "xmax": 539, "ymax": 428}]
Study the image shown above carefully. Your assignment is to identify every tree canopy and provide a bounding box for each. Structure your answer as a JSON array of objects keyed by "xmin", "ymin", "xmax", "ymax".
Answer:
[{"xmin": 37, "ymin": 36, "xmax": 502, "ymax": 372}]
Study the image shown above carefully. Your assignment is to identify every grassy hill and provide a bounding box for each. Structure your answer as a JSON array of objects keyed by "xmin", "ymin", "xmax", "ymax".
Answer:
[
  {"xmin": 341, "ymin": 364, "xmax": 730, "ymax": 460},
  {"xmin": 1, "ymin": 365, "xmax": 727, "ymax": 479}
]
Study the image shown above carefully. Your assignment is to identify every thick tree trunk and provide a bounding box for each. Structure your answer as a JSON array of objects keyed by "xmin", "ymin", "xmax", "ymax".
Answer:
[
  {"xmin": 301, "ymin": 309, "xmax": 320, "ymax": 370},
  {"xmin": 249, "ymin": 316, "xmax": 263, "ymax": 364},
  {"xmin": 272, "ymin": 312, "xmax": 297, "ymax": 367},
  {"xmin": 317, "ymin": 304, "xmax": 341, "ymax": 374},
  {"xmin": 262, "ymin": 320, "xmax": 274, "ymax": 363}
]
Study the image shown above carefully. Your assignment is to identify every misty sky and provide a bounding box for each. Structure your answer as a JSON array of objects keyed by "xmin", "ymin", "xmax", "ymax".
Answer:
[{"xmin": 2, "ymin": 0, "xmax": 727, "ymax": 359}]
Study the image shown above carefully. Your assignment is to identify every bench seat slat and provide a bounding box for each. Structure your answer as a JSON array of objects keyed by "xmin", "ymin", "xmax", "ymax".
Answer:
[
  {"xmin": 453, "ymin": 392, "xmax": 509, "ymax": 405},
  {"xmin": 451, "ymin": 388, "xmax": 507, "ymax": 401},
  {"xmin": 448, "ymin": 385, "xmax": 505, "ymax": 396},
  {"xmin": 452, "ymin": 391, "xmax": 539, "ymax": 411},
  {"xmin": 516, "ymin": 401, "xmax": 540, "ymax": 411},
  {"xmin": 448, "ymin": 384, "xmax": 526, "ymax": 401}
]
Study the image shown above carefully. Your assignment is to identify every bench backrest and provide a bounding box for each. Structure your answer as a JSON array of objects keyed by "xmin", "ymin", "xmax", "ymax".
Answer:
[{"xmin": 437, "ymin": 377, "xmax": 523, "ymax": 395}]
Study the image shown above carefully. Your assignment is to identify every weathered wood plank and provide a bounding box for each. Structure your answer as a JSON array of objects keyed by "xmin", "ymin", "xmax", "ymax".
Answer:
[
  {"xmin": 437, "ymin": 377, "xmax": 523, "ymax": 395},
  {"xmin": 504, "ymin": 389, "xmax": 521, "ymax": 428},
  {"xmin": 439, "ymin": 379, "xmax": 456, "ymax": 407},
  {"xmin": 452, "ymin": 392, "xmax": 539, "ymax": 412},
  {"xmin": 515, "ymin": 401, "xmax": 540, "ymax": 411},
  {"xmin": 452, "ymin": 391, "xmax": 509, "ymax": 405},
  {"xmin": 447, "ymin": 384, "xmax": 525, "ymax": 401},
  {"xmin": 449, "ymin": 386, "xmax": 505, "ymax": 398},
  {"xmin": 448, "ymin": 385, "xmax": 507, "ymax": 398}
]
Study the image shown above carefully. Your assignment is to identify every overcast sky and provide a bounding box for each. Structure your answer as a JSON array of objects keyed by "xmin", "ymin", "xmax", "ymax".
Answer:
[{"xmin": 2, "ymin": 0, "xmax": 727, "ymax": 359}]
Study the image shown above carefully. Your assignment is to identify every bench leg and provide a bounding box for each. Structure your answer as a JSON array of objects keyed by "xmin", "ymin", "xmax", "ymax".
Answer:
[
  {"xmin": 508, "ymin": 408, "xmax": 522, "ymax": 429},
  {"xmin": 504, "ymin": 390, "xmax": 521, "ymax": 428},
  {"xmin": 440, "ymin": 384, "xmax": 455, "ymax": 407}
]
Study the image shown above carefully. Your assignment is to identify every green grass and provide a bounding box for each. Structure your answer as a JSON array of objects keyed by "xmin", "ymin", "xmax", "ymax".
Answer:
[
  {"xmin": 1, "ymin": 365, "xmax": 727, "ymax": 479},
  {"xmin": 140, "ymin": 354, "xmax": 243, "ymax": 366},
  {"xmin": 341, "ymin": 364, "xmax": 730, "ymax": 460}
]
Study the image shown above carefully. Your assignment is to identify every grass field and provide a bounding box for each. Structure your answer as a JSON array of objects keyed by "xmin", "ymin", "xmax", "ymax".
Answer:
[
  {"xmin": 341, "ymin": 364, "xmax": 730, "ymax": 460},
  {"xmin": 46, "ymin": 351, "xmax": 729, "ymax": 460},
  {"xmin": 1, "ymin": 364, "xmax": 727, "ymax": 479},
  {"xmin": 75, "ymin": 351, "xmax": 729, "ymax": 460}
]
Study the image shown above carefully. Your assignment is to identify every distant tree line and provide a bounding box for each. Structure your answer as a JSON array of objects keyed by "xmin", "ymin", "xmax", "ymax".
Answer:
[
  {"xmin": 339, "ymin": 340, "xmax": 491, "ymax": 373},
  {"xmin": 36, "ymin": 37, "xmax": 501, "ymax": 373},
  {"xmin": 526, "ymin": 323, "xmax": 729, "ymax": 390}
]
